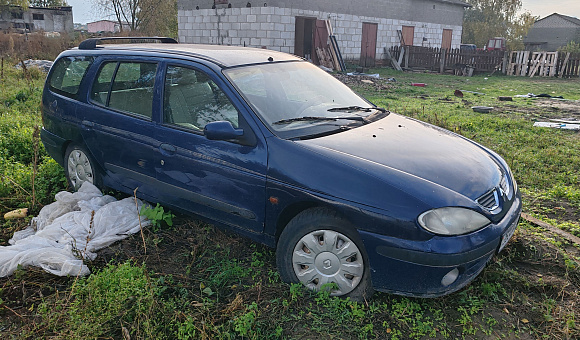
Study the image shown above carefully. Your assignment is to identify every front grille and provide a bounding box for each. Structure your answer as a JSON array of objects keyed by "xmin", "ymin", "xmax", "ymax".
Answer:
[{"xmin": 477, "ymin": 189, "xmax": 499, "ymax": 210}]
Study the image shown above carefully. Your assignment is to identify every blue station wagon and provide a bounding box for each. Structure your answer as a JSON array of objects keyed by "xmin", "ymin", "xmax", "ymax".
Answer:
[{"xmin": 41, "ymin": 37, "xmax": 522, "ymax": 299}]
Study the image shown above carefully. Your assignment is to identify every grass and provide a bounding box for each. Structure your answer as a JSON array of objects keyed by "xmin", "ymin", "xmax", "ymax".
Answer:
[{"xmin": 1, "ymin": 63, "xmax": 579, "ymax": 339}]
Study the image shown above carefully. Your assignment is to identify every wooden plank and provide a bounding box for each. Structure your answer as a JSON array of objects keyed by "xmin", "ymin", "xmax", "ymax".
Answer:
[
  {"xmin": 559, "ymin": 52, "xmax": 570, "ymax": 78},
  {"xmin": 521, "ymin": 213, "xmax": 580, "ymax": 245},
  {"xmin": 398, "ymin": 46, "xmax": 405, "ymax": 67},
  {"xmin": 539, "ymin": 52, "xmax": 547, "ymax": 76},
  {"xmin": 508, "ymin": 51, "xmax": 516, "ymax": 75},
  {"xmin": 548, "ymin": 52, "xmax": 558, "ymax": 77},
  {"xmin": 439, "ymin": 48, "xmax": 446, "ymax": 74},
  {"xmin": 385, "ymin": 49, "xmax": 402, "ymax": 71},
  {"xmin": 521, "ymin": 51, "xmax": 530, "ymax": 76},
  {"xmin": 528, "ymin": 52, "xmax": 542, "ymax": 78}
]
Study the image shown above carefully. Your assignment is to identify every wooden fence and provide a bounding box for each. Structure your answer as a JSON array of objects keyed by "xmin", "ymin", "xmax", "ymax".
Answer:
[
  {"xmin": 385, "ymin": 46, "xmax": 580, "ymax": 77},
  {"xmin": 387, "ymin": 46, "xmax": 504, "ymax": 73},
  {"xmin": 507, "ymin": 51, "xmax": 580, "ymax": 78}
]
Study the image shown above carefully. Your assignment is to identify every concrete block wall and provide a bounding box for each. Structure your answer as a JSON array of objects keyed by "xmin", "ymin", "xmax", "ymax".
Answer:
[{"xmin": 178, "ymin": 7, "xmax": 462, "ymax": 60}]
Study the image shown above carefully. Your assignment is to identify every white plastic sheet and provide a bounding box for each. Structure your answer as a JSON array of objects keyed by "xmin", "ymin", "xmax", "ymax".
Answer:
[{"xmin": 0, "ymin": 182, "xmax": 149, "ymax": 277}]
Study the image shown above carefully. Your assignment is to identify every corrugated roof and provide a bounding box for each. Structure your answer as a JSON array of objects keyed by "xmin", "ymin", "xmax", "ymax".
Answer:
[{"xmin": 536, "ymin": 13, "xmax": 580, "ymax": 26}]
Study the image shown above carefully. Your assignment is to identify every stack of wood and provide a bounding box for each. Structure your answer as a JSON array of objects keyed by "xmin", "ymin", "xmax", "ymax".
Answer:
[{"xmin": 317, "ymin": 20, "xmax": 346, "ymax": 72}]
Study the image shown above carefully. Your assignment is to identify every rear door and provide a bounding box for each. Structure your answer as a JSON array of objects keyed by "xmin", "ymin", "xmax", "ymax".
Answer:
[
  {"xmin": 77, "ymin": 58, "xmax": 162, "ymax": 197},
  {"xmin": 154, "ymin": 62, "xmax": 268, "ymax": 233}
]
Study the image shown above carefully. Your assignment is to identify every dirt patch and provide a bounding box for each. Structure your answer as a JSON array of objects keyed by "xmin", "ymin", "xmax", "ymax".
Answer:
[
  {"xmin": 535, "ymin": 99, "xmax": 580, "ymax": 120},
  {"xmin": 495, "ymin": 98, "xmax": 580, "ymax": 123},
  {"xmin": 332, "ymin": 73, "xmax": 395, "ymax": 92}
]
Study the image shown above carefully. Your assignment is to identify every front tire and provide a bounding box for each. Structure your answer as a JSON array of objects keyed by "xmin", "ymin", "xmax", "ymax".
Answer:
[
  {"xmin": 276, "ymin": 207, "xmax": 373, "ymax": 301},
  {"xmin": 64, "ymin": 144, "xmax": 101, "ymax": 191}
]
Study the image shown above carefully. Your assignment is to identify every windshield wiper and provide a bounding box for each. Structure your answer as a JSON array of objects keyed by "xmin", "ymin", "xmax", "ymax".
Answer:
[
  {"xmin": 273, "ymin": 116, "xmax": 366, "ymax": 125},
  {"xmin": 327, "ymin": 106, "xmax": 387, "ymax": 113}
]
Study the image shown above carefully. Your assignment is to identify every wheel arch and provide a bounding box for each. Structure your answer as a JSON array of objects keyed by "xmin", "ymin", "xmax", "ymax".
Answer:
[{"xmin": 274, "ymin": 202, "xmax": 356, "ymax": 245}]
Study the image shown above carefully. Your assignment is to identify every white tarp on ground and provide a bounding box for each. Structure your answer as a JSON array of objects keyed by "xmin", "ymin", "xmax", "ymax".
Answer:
[{"xmin": 0, "ymin": 182, "xmax": 149, "ymax": 277}]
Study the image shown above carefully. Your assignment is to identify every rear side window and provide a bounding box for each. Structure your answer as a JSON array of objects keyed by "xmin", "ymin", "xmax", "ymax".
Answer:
[
  {"xmin": 91, "ymin": 61, "xmax": 158, "ymax": 119},
  {"xmin": 48, "ymin": 56, "xmax": 94, "ymax": 98}
]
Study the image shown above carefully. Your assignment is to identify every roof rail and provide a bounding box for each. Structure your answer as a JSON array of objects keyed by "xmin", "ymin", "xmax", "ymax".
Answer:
[{"xmin": 78, "ymin": 37, "xmax": 178, "ymax": 50}]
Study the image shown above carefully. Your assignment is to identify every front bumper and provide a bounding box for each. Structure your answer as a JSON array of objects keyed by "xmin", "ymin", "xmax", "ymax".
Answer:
[{"xmin": 360, "ymin": 194, "xmax": 522, "ymax": 297}]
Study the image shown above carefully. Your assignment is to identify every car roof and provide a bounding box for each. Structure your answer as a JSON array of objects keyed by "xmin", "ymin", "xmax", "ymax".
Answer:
[{"xmin": 70, "ymin": 43, "xmax": 302, "ymax": 68}]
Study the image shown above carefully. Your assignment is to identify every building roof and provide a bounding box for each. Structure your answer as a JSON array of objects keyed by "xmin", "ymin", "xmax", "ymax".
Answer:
[
  {"xmin": 433, "ymin": 0, "xmax": 471, "ymax": 8},
  {"xmin": 87, "ymin": 19, "xmax": 118, "ymax": 24},
  {"xmin": 536, "ymin": 13, "xmax": 580, "ymax": 26}
]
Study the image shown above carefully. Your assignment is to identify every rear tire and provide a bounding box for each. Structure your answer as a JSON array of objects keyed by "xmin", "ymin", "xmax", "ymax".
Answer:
[
  {"xmin": 64, "ymin": 144, "xmax": 101, "ymax": 192},
  {"xmin": 276, "ymin": 207, "xmax": 373, "ymax": 301}
]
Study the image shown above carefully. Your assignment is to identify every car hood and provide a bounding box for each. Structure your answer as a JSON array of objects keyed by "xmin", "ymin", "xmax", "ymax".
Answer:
[{"xmin": 297, "ymin": 113, "xmax": 501, "ymax": 200}]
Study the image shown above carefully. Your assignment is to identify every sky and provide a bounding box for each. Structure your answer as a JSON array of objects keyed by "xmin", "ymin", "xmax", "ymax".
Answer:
[
  {"xmin": 66, "ymin": 0, "xmax": 580, "ymax": 25},
  {"xmin": 520, "ymin": 0, "xmax": 580, "ymax": 19},
  {"xmin": 67, "ymin": 0, "xmax": 102, "ymax": 25}
]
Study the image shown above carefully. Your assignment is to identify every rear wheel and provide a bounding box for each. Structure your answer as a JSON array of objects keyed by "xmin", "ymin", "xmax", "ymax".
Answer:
[
  {"xmin": 64, "ymin": 144, "xmax": 101, "ymax": 191},
  {"xmin": 276, "ymin": 207, "xmax": 373, "ymax": 301}
]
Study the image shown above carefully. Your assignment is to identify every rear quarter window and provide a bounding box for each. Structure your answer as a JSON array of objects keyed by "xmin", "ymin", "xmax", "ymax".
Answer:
[{"xmin": 48, "ymin": 56, "xmax": 94, "ymax": 98}]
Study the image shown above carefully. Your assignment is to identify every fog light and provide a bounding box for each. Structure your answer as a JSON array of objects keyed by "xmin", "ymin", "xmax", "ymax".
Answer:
[{"xmin": 441, "ymin": 268, "xmax": 459, "ymax": 287}]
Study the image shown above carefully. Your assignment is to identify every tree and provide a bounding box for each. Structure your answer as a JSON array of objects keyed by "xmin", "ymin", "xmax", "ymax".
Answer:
[
  {"xmin": 94, "ymin": 0, "xmax": 176, "ymax": 37},
  {"xmin": 0, "ymin": 0, "xmax": 29, "ymax": 6},
  {"xmin": 462, "ymin": 0, "xmax": 537, "ymax": 50},
  {"xmin": 29, "ymin": 0, "xmax": 68, "ymax": 7}
]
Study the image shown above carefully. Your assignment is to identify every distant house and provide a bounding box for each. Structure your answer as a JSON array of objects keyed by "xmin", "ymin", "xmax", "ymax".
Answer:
[
  {"xmin": 524, "ymin": 13, "xmax": 580, "ymax": 51},
  {"xmin": 0, "ymin": 5, "xmax": 73, "ymax": 33},
  {"xmin": 178, "ymin": 0, "xmax": 470, "ymax": 65},
  {"xmin": 87, "ymin": 19, "xmax": 131, "ymax": 33}
]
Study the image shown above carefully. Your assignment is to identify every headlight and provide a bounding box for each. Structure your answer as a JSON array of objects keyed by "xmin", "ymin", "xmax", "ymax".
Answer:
[{"xmin": 418, "ymin": 207, "xmax": 491, "ymax": 235}]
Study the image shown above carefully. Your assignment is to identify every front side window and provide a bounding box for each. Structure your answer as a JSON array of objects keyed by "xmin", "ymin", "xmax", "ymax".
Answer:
[
  {"xmin": 48, "ymin": 56, "xmax": 94, "ymax": 98},
  {"xmin": 91, "ymin": 61, "xmax": 157, "ymax": 119},
  {"xmin": 163, "ymin": 65, "xmax": 238, "ymax": 131}
]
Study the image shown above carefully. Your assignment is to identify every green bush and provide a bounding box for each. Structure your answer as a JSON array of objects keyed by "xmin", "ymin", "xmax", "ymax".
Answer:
[{"xmin": 558, "ymin": 41, "xmax": 580, "ymax": 54}]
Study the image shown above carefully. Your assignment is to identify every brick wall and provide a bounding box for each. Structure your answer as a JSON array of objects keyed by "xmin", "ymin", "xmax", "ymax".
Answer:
[{"xmin": 178, "ymin": 6, "xmax": 463, "ymax": 60}]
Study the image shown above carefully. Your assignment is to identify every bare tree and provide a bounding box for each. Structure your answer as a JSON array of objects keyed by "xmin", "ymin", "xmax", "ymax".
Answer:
[{"xmin": 93, "ymin": 0, "xmax": 176, "ymax": 36}]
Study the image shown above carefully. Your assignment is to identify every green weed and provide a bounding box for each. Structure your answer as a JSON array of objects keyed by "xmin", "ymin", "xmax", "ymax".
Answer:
[{"xmin": 140, "ymin": 203, "xmax": 175, "ymax": 232}]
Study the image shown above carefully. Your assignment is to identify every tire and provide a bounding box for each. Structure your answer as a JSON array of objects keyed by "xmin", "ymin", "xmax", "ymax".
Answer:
[
  {"xmin": 276, "ymin": 207, "xmax": 373, "ymax": 301},
  {"xmin": 64, "ymin": 144, "xmax": 102, "ymax": 192}
]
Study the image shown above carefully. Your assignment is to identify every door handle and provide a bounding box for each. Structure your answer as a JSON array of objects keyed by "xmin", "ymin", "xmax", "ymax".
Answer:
[
  {"xmin": 81, "ymin": 120, "xmax": 95, "ymax": 130},
  {"xmin": 159, "ymin": 143, "xmax": 176, "ymax": 155}
]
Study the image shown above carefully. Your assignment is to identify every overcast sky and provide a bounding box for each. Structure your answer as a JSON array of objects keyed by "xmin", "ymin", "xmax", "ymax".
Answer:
[
  {"xmin": 66, "ymin": 0, "xmax": 580, "ymax": 25},
  {"xmin": 521, "ymin": 0, "xmax": 580, "ymax": 19}
]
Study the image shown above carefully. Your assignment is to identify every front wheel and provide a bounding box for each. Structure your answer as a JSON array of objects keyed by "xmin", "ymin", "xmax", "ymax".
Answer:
[
  {"xmin": 276, "ymin": 208, "xmax": 373, "ymax": 301},
  {"xmin": 64, "ymin": 144, "xmax": 101, "ymax": 191}
]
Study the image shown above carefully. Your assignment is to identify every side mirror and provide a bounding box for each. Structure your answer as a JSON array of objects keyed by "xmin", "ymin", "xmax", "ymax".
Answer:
[{"xmin": 204, "ymin": 121, "xmax": 244, "ymax": 141}]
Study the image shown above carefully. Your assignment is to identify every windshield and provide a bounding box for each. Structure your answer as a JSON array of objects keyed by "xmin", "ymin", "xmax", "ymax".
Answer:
[{"xmin": 224, "ymin": 61, "xmax": 376, "ymax": 139}]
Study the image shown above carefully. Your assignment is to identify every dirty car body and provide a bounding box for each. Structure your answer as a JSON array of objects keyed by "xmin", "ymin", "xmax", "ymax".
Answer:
[{"xmin": 41, "ymin": 39, "xmax": 522, "ymax": 298}]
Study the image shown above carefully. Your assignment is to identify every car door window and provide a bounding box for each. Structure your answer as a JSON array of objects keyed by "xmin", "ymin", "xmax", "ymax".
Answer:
[
  {"xmin": 163, "ymin": 65, "xmax": 239, "ymax": 130},
  {"xmin": 90, "ymin": 62, "xmax": 117, "ymax": 105},
  {"xmin": 91, "ymin": 61, "xmax": 157, "ymax": 119}
]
